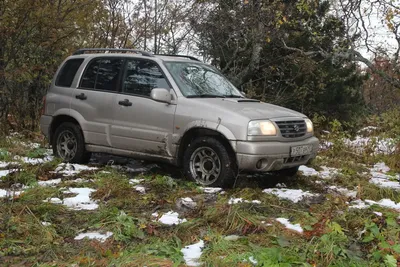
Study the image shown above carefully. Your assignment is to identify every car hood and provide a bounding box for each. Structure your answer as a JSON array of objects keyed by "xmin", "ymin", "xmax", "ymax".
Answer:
[{"xmin": 188, "ymin": 98, "xmax": 306, "ymax": 120}]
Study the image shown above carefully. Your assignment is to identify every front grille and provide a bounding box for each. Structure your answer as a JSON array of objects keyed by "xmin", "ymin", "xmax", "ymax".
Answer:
[
  {"xmin": 275, "ymin": 120, "xmax": 306, "ymax": 138},
  {"xmin": 283, "ymin": 155, "xmax": 306, "ymax": 164}
]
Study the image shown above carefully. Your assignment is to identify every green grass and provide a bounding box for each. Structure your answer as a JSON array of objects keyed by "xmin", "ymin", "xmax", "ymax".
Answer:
[{"xmin": 0, "ymin": 132, "xmax": 399, "ymax": 266}]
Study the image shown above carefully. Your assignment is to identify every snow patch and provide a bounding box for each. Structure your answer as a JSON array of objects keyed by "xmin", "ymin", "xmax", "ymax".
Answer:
[
  {"xmin": 0, "ymin": 161, "xmax": 19, "ymax": 168},
  {"xmin": 21, "ymin": 142, "xmax": 41, "ymax": 149},
  {"xmin": 298, "ymin": 165, "xmax": 319, "ymax": 176},
  {"xmin": 358, "ymin": 126, "xmax": 378, "ymax": 133},
  {"xmin": 248, "ymin": 256, "xmax": 258, "ymax": 265},
  {"xmin": 319, "ymin": 140, "xmax": 333, "ymax": 150},
  {"xmin": 0, "ymin": 169, "xmax": 13, "ymax": 178},
  {"xmin": 14, "ymin": 155, "xmax": 54, "ymax": 165},
  {"xmin": 200, "ymin": 187, "xmax": 223, "ymax": 194},
  {"xmin": 180, "ymin": 197, "xmax": 197, "ymax": 209},
  {"xmin": 371, "ymin": 162, "xmax": 391, "ymax": 173},
  {"xmin": 327, "ymin": 186, "xmax": 358, "ymax": 198},
  {"xmin": 53, "ymin": 163, "xmax": 98, "ymax": 176},
  {"xmin": 0, "ymin": 189, "xmax": 23, "ymax": 198},
  {"xmin": 298, "ymin": 165, "xmax": 338, "ymax": 179},
  {"xmin": 261, "ymin": 221, "xmax": 273, "ymax": 226},
  {"xmin": 349, "ymin": 199, "xmax": 400, "ymax": 211},
  {"xmin": 344, "ymin": 136, "xmax": 396, "ymax": 155},
  {"xmin": 369, "ymin": 162, "xmax": 400, "ymax": 190},
  {"xmin": 133, "ymin": 185, "xmax": 146, "ymax": 194},
  {"xmin": 276, "ymin": 218, "xmax": 303, "ymax": 233},
  {"xmin": 263, "ymin": 188, "xmax": 317, "ymax": 203},
  {"xmin": 370, "ymin": 178, "xmax": 400, "ymax": 190},
  {"xmin": 228, "ymin": 198, "xmax": 261, "ymax": 205},
  {"xmin": 181, "ymin": 240, "xmax": 204, "ymax": 267},
  {"xmin": 152, "ymin": 211, "xmax": 187, "ymax": 225},
  {"xmin": 6, "ymin": 138, "xmax": 41, "ymax": 149},
  {"xmin": 38, "ymin": 178, "xmax": 62, "ymax": 187},
  {"xmin": 74, "ymin": 231, "xmax": 113, "ymax": 242},
  {"xmin": 129, "ymin": 178, "xmax": 144, "ymax": 184},
  {"xmin": 319, "ymin": 166, "xmax": 339, "ymax": 179},
  {"xmin": 45, "ymin": 187, "xmax": 98, "ymax": 210},
  {"xmin": 41, "ymin": 222, "xmax": 51, "ymax": 226}
]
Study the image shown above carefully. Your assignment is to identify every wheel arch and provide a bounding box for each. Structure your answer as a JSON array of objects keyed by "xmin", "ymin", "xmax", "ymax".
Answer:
[
  {"xmin": 49, "ymin": 115, "xmax": 81, "ymax": 145},
  {"xmin": 177, "ymin": 127, "xmax": 237, "ymax": 167}
]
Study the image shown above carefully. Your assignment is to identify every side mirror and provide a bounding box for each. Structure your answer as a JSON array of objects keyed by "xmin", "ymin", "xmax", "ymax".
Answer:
[
  {"xmin": 151, "ymin": 88, "xmax": 172, "ymax": 104},
  {"xmin": 240, "ymin": 91, "xmax": 246, "ymax": 97}
]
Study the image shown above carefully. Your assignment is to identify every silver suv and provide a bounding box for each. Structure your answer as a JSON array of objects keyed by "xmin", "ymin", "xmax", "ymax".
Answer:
[{"xmin": 40, "ymin": 48, "xmax": 319, "ymax": 187}]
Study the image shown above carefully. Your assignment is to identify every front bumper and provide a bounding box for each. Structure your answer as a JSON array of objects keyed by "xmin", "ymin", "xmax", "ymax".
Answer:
[
  {"xmin": 235, "ymin": 136, "xmax": 319, "ymax": 172},
  {"xmin": 40, "ymin": 115, "xmax": 53, "ymax": 139}
]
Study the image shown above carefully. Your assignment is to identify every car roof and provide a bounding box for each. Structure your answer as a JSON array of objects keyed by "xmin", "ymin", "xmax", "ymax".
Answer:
[{"xmin": 69, "ymin": 48, "xmax": 201, "ymax": 63}]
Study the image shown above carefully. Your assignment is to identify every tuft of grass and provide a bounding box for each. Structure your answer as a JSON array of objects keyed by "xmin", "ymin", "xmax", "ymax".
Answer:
[
  {"xmin": 203, "ymin": 201, "xmax": 268, "ymax": 236},
  {"xmin": 0, "ymin": 148, "xmax": 11, "ymax": 162},
  {"xmin": 200, "ymin": 231, "xmax": 253, "ymax": 266},
  {"xmin": 26, "ymin": 148, "xmax": 47, "ymax": 159},
  {"xmin": 2, "ymin": 170, "xmax": 37, "ymax": 187}
]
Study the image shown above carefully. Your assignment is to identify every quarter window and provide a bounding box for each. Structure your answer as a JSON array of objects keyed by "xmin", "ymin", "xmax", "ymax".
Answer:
[
  {"xmin": 122, "ymin": 59, "xmax": 169, "ymax": 97},
  {"xmin": 80, "ymin": 58, "xmax": 124, "ymax": 91},
  {"xmin": 55, "ymin": 58, "xmax": 84, "ymax": 87}
]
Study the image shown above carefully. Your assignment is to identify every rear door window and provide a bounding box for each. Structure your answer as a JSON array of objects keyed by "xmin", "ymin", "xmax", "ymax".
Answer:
[
  {"xmin": 80, "ymin": 58, "xmax": 124, "ymax": 91},
  {"xmin": 55, "ymin": 58, "xmax": 84, "ymax": 87}
]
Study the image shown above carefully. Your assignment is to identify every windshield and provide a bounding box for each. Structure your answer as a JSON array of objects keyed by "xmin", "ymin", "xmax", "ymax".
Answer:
[{"xmin": 164, "ymin": 62, "xmax": 243, "ymax": 98}]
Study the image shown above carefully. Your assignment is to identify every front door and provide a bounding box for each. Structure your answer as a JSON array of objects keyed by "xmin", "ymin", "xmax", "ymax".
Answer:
[
  {"xmin": 71, "ymin": 57, "xmax": 124, "ymax": 147},
  {"xmin": 111, "ymin": 58, "xmax": 177, "ymax": 157}
]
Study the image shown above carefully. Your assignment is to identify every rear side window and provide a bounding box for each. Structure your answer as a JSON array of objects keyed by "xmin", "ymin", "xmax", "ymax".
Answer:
[
  {"xmin": 122, "ymin": 59, "xmax": 170, "ymax": 97},
  {"xmin": 80, "ymin": 58, "xmax": 124, "ymax": 91},
  {"xmin": 55, "ymin": 58, "xmax": 84, "ymax": 87}
]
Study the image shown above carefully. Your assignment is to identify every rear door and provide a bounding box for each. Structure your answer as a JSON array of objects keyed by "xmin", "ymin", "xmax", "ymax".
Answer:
[
  {"xmin": 71, "ymin": 57, "xmax": 124, "ymax": 147},
  {"xmin": 111, "ymin": 58, "xmax": 177, "ymax": 157}
]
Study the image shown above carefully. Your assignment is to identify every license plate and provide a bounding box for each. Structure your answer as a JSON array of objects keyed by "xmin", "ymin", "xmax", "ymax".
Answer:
[{"xmin": 290, "ymin": 145, "xmax": 313, "ymax": 156}]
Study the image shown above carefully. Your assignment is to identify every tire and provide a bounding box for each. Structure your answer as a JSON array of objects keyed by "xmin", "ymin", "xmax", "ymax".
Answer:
[
  {"xmin": 272, "ymin": 166, "xmax": 299, "ymax": 177},
  {"xmin": 183, "ymin": 136, "xmax": 237, "ymax": 187},
  {"xmin": 52, "ymin": 122, "xmax": 91, "ymax": 164}
]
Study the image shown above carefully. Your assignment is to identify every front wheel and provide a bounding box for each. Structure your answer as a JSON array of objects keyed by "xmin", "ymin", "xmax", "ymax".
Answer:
[
  {"xmin": 183, "ymin": 137, "xmax": 237, "ymax": 188},
  {"xmin": 52, "ymin": 122, "xmax": 91, "ymax": 163}
]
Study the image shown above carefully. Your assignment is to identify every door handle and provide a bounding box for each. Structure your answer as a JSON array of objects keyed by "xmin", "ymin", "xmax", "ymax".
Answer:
[
  {"xmin": 118, "ymin": 99, "xmax": 132, "ymax": 106},
  {"xmin": 75, "ymin": 93, "xmax": 87, "ymax": 100}
]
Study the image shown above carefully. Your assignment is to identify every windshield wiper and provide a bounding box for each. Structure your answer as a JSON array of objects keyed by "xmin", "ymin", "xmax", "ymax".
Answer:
[
  {"xmin": 223, "ymin": 94, "xmax": 244, "ymax": 98},
  {"xmin": 187, "ymin": 94, "xmax": 225, "ymax": 98}
]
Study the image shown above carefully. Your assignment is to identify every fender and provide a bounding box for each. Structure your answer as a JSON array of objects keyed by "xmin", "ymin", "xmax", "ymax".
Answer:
[
  {"xmin": 52, "ymin": 108, "xmax": 71, "ymax": 118},
  {"xmin": 180, "ymin": 119, "xmax": 236, "ymax": 141},
  {"xmin": 68, "ymin": 109, "xmax": 87, "ymax": 130}
]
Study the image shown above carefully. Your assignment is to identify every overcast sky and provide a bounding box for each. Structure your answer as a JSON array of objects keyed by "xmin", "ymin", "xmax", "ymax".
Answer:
[{"xmin": 353, "ymin": 1, "xmax": 399, "ymax": 60}]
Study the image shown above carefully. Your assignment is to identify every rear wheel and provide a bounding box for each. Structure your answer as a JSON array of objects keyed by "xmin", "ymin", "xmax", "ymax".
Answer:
[
  {"xmin": 183, "ymin": 136, "xmax": 237, "ymax": 187},
  {"xmin": 52, "ymin": 122, "xmax": 91, "ymax": 163}
]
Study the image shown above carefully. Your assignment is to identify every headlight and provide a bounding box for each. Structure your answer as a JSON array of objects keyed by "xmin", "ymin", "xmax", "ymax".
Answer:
[
  {"xmin": 305, "ymin": 118, "xmax": 313, "ymax": 133},
  {"xmin": 248, "ymin": 120, "xmax": 277, "ymax": 136}
]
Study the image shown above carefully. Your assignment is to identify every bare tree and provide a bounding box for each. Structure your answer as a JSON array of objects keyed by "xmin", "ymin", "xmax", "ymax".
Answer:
[{"xmin": 281, "ymin": 0, "xmax": 400, "ymax": 88}]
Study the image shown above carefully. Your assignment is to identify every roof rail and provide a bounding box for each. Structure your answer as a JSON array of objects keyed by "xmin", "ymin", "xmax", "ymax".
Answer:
[
  {"xmin": 73, "ymin": 48, "xmax": 153, "ymax": 57},
  {"xmin": 154, "ymin": 54, "xmax": 201, "ymax": 61}
]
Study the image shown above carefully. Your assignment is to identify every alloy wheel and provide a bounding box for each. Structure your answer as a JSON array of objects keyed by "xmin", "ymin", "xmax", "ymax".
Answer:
[{"xmin": 189, "ymin": 146, "xmax": 221, "ymax": 185}]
